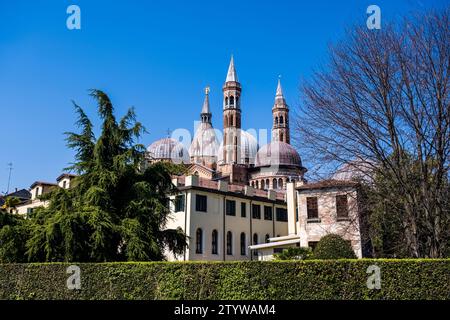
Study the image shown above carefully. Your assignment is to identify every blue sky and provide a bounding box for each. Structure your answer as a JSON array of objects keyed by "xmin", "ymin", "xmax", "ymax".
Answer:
[{"xmin": 0, "ymin": 0, "xmax": 447, "ymax": 192}]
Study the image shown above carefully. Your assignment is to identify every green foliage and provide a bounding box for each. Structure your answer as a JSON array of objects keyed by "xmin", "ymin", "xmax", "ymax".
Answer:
[
  {"xmin": 273, "ymin": 247, "xmax": 312, "ymax": 260},
  {"xmin": 313, "ymin": 234, "xmax": 357, "ymax": 259},
  {"xmin": 0, "ymin": 196, "xmax": 21, "ymax": 211},
  {"xmin": 0, "ymin": 260, "xmax": 448, "ymax": 300},
  {"xmin": 0, "ymin": 90, "xmax": 187, "ymax": 263},
  {"xmin": 0, "ymin": 211, "xmax": 30, "ymax": 262}
]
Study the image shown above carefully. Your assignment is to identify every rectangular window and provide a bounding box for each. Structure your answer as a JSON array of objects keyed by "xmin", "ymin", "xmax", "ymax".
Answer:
[
  {"xmin": 241, "ymin": 202, "xmax": 246, "ymax": 218},
  {"xmin": 195, "ymin": 194, "xmax": 207, "ymax": 212},
  {"xmin": 174, "ymin": 195, "xmax": 185, "ymax": 212},
  {"xmin": 226, "ymin": 200, "xmax": 236, "ymax": 216},
  {"xmin": 276, "ymin": 208, "xmax": 288, "ymax": 222},
  {"xmin": 252, "ymin": 204, "xmax": 261, "ymax": 219},
  {"xmin": 306, "ymin": 197, "xmax": 319, "ymax": 219},
  {"xmin": 264, "ymin": 206, "xmax": 273, "ymax": 220},
  {"xmin": 336, "ymin": 195, "xmax": 349, "ymax": 219}
]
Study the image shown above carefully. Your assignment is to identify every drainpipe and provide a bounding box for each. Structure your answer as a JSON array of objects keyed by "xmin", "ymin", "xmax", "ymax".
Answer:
[
  {"xmin": 272, "ymin": 202, "xmax": 275, "ymax": 237},
  {"xmin": 183, "ymin": 191, "xmax": 188, "ymax": 261},
  {"xmin": 223, "ymin": 195, "xmax": 226, "ymax": 261},
  {"xmin": 249, "ymin": 199, "xmax": 253, "ymax": 261}
]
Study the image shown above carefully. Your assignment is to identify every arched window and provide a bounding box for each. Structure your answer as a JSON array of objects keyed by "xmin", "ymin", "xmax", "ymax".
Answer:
[
  {"xmin": 236, "ymin": 96, "xmax": 239, "ymax": 107},
  {"xmin": 280, "ymin": 116, "xmax": 284, "ymax": 124},
  {"xmin": 261, "ymin": 180, "xmax": 265, "ymax": 189},
  {"xmin": 225, "ymin": 97, "xmax": 229, "ymax": 106},
  {"xmin": 273, "ymin": 178, "xmax": 278, "ymax": 189},
  {"xmin": 278, "ymin": 178, "xmax": 283, "ymax": 189},
  {"xmin": 265, "ymin": 234, "xmax": 270, "ymax": 243},
  {"xmin": 275, "ymin": 116, "xmax": 278, "ymax": 125},
  {"xmin": 280, "ymin": 132, "xmax": 284, "ymax": 142},
  {"xmin": 255, "ymin": 181, "xmax": 259, "ymax": 189},
  {"xmin": 266, "ymin": 179, "xmax": 270, "ymax": 189},
  {"xmin": 226, "ymin": 231, "xmax": 233, "ymax": 255},
  {"xmin": 212, "ymin": 230, "xmax": 218, "ymax": 255},
  {"xmin": 240, "ymin": 232, "xmax": 246, "ymax": 256},
  {"xmin": 230, "ymin": 96, "xmax": 235, "ymax": 106},
  {"xmin": 196, "ymin": 228, "xmax": 203, "ymax": 254},
  {"xmin": 251, "ymin": 181, "xmax": 255, "ymax": 187}
]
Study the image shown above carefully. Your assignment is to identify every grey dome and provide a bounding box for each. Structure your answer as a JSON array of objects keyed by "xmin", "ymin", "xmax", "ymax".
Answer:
[{"xmin": 255, "ymin": 141, "xmax": 302, "ymax": 167}]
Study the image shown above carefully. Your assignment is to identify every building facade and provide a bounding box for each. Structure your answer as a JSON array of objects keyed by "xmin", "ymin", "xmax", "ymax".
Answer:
[{"xmin": 165, "ymin": 175, "xmax": 290, "ymax": 261}]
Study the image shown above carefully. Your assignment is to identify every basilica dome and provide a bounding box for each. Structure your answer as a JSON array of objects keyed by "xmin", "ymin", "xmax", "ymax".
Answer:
[
  {"xmin": 189, "ymin": 123, "xmax": 219, "ymax": 159},
  {"xmin": 147, "ymin": 138, "xmax": 190, "ymax": 163},
  {"xmin": 217, "ymin": 130, "xmax": 258, "ymax": 165},
  {"xmin": 255, "ymin": 141, "xmax": 302, "ymax": 167}
]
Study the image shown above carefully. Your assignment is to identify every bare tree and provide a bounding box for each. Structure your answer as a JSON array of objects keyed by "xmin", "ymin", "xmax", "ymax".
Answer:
[{"xmin": 294, "ymin": 9, "xmax": 450, "ymax": 258}]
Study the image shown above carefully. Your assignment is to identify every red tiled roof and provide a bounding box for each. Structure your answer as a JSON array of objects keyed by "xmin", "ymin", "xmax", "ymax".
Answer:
[{"xmin": 296, "ymin": 179, "xmax": 358, "ymax": 191}]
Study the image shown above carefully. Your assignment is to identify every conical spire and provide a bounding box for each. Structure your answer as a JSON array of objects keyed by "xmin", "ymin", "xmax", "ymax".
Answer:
[
  {"xmin": 276, "ymin": 77, "xmax": 283, "ymax": 97},
  {"xmin": 225, "ymin": 55, "xmax": 238, "ymax": 82},
  {"xmin": 200, "ymin": 87, "xmax": 212, "ymax": 124},
  {"xmin": 201, "ymin": 86, "xmax": 210, "ymax": 114}
]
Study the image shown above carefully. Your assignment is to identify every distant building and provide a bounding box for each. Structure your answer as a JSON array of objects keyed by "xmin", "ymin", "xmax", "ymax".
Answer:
[
  {"xmin": 14, "ymin": 174, "xmax": 76, "ymax": 215},
  {"xmin": 0, "ymin": 188, "xmax": 31, "ymax": 213}
]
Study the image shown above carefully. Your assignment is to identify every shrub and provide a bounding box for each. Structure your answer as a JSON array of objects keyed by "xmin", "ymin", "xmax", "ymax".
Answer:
[
  {"xmin": 274, "ymin": 247, "xmax": 312, "ymax": 260},
  {"xmin": 0, "ymin": 260, "xmax": 449, "ymax": 300},
  {"xmin": 313, "ymin": 234, "xmax": 357, "ymax": 259}
]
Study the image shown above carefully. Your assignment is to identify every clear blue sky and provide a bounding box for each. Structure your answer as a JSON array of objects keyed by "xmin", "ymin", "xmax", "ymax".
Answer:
[{"xmin": 0, "ymin": 0, "xmax": 446, "ymax": 192}]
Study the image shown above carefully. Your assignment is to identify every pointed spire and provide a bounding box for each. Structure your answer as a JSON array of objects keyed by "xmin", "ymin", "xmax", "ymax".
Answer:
[
  {"xmin": 226, "ymin": 55, "xmax": 238, "ymax": 82},
  {"xmin": 201, "ymin": 86, "xmax": 210, "ymax": 114},
  {"xmin": 276, "ymin": 76, "xmax": 284, "ymax": 98}
]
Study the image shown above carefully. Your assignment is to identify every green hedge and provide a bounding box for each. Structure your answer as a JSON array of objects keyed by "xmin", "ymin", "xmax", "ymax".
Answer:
[{"xmin": 0, "ymin": 259, "xmax": 449, "ymax": 300}]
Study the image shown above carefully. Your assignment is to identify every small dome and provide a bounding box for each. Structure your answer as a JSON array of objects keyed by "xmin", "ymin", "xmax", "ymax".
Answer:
[
  {"xmin": 147, "ymin": 138, "xmax": 189, "ymax": 163},
  {"xmin": 255, "ymin": 141, "xmax": 302, "ymax": 167}
]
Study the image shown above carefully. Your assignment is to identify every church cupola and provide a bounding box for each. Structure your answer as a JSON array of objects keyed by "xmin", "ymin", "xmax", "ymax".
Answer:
[{"xmin": 272, "ymin": 78, "xmax": 290, "ymax": 144}]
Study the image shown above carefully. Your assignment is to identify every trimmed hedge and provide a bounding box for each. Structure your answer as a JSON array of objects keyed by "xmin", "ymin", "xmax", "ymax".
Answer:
[{"xmin": 0, "ymin": 259, "xmax": 449, "ymax": 300}]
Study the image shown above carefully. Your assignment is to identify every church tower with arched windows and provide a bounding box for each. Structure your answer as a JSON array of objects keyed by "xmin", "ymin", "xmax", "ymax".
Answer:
[
  {"xmin": 272, "ymin": 79, "xmax": 290, "ymax": 144},
  {"xmin": 222, "ymin": 55, "xmax": 242, "ymax": 164}
]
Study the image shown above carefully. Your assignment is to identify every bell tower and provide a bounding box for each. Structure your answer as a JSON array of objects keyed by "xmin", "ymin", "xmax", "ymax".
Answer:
[
  {"xmin": 222, "ymin": 55, "xmax": 242, "ymax": 164},
  {"xmin": 272, "ymin": 78, "xmax": 290, "ymax": 144}
]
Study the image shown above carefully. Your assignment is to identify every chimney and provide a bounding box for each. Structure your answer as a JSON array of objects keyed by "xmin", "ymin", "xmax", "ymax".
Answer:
[
  {"xmin": 267, "ymin": 189, "xmax": 276, "ymax": 201},
  {"xmin": 218, "ymin": 180, "xmax": 228, "ymax": 192},
  {"xmin": 185, "ymin": 175, "xmax": 199, "ymax": 187},
  {"xmin": 244, "ymin": 185, "xmax": 254, "ymax": 197}
]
